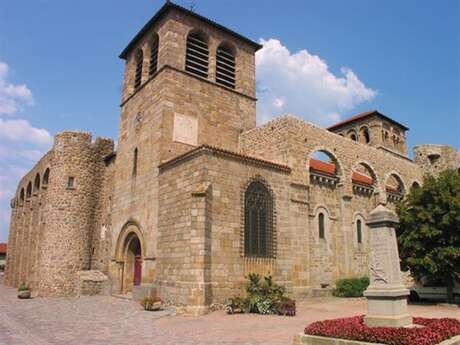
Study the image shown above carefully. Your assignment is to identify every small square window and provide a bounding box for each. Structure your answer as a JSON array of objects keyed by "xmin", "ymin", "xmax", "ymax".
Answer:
[{"xmin": 67, "ymin": 176, "xmax": 75, "ymax": 189}]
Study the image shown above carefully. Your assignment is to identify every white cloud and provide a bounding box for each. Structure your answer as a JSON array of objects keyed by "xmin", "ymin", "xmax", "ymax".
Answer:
[
  {"xmin": 0, "ymin": 118, "xmax": 52, "ymax": 145},
  {"xmin": 0, "ymin": 61, "xmax": 34, "ymax": 115},
  {"xmin": 273, "ymin": 97, "xmax": 285, "ymax": 108},
  {"xmin": 0, "ymin": 60, "xmax": 51, "ymax": 241},
  {"xmin": 256, "ymin": 39, "xmax": 377, "ymax": 125}
]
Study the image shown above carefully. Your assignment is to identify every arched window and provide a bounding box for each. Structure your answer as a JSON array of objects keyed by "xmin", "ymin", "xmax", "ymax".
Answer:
[
  {"xmin": 386, "ymin": 173, "xmax": 405, "ymax": 202},
  {"xmin": 43, "ymin": 168, "xmax": 50, "ymax": 186},
  {"xmin": 216, "ymin": 43, "xmax": 235, "ymax": 89},
  {"xmin": 318, "ymin": 213, "xmax": 325, "ymax": 239},
  {"xmin": 185, "ymin": 30, "xmax": 209, "ymax": 78},
  {"xmin": 26, "ymin": 182, "xmax": 32, "ymax": 199},
  {"xmin": 244, "ymin": 181, "xmax": 274, "ymax": 258},
  {"xmin": 350, "ymin": 133, "xmax": 357, "ymax": 141},
  {"xmin": 359, "ymin": 127, "xmax": 370, "ymax": 143},
  {"xmin": 356, "ymin": 219, "xmax": 362, "ymax": 244},
  {"xmin": 149, "ymin": 34, "xmax": 159, "ymax": 76},
  {"xmin": 309, "ymin": 150, "xmax": 340, "ymax": 187},
  {"xmin": 132, "ymin": 148, "xmax": 138, "ymax": 177},
  {"xmin": 34, "ymin": 173, "xmax": 40, "ymax": 193},
  {"xmin": 352, "ymin": 162, "xmax": 376, "ymax": 196},
  {"xmin": 134, "ymin": 49, "xmax": 143, "ymax": 89},
  {"xmin": 411, "ymin": 181, "xmax": 421, "ymax": 190}
]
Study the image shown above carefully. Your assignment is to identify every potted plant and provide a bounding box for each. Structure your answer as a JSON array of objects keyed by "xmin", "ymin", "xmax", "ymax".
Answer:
[
  {"xmin": 17, "ymin": 285, "xmax": 31, "ymax": 299},
  {"xmin": 140, "ymin": 297, "xmax": 162, "ymax": 311}
]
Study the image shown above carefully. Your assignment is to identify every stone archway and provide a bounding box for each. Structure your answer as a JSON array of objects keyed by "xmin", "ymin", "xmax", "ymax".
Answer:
[
  {"xmin": 115, "ymin": 222, "xmax": 145, "ymax": 294},
  {"xmin": 122, "ymin": 234, "xmax": 142, "ymax": 293}
]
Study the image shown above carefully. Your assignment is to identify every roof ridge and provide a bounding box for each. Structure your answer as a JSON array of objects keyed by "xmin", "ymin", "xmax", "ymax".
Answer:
[
  {"xmin": 120, "ymin": 1, "xmax": 262, "ymax": 59},
  {"xmin": 327, "ymin": 110, "xmax": 409, "ymax": 131},
  {"xmin": 158, "ymin": 144, "xmax": 291, "ymax": 172}
]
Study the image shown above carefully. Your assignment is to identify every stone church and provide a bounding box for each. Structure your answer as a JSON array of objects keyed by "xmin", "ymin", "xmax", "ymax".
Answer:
[{"xmin": 4, "ymin": 2, "xmax": 459, "ymax": 314}]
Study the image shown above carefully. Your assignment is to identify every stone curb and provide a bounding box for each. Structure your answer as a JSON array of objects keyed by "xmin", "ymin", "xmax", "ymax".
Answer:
[{"xmin": 293, "ymin": 334, "xmax": 460, "ymax": 345}]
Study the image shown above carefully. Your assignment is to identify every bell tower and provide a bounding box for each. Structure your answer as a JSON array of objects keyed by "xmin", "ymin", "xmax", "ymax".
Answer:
[
  {"xmin": 110, "ymin": 2, "xmax": 262, "ymax": 296},
  {"xmin": 118, "ymin": 1, "xmax": 261, "ymax": 163}
]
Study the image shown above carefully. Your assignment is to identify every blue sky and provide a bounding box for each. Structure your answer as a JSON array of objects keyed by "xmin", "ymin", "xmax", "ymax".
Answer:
[{"xmin": 0, "ymin": 0, "xmax": 459, "ymax": 241}]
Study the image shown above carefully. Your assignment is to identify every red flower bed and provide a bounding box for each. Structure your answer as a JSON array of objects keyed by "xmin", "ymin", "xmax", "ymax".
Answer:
[{"xmin": 304, "ymin": 316, "xmax": 460, "ymax": 345}]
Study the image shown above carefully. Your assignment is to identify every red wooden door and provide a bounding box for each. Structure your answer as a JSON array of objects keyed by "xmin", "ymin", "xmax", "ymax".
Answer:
[{"xmin": 134, "ymin": 255, "xmax": 142, "ymax": 286}]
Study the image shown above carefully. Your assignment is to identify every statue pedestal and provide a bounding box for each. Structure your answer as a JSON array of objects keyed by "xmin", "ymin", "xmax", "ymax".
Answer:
[
  {"xmin": 364, "ymin": 205, "xmax": 412, "ymax": 328},
  {"xmin": 364, "ymin": 288, "xmax": 411, "ymax": 327}
]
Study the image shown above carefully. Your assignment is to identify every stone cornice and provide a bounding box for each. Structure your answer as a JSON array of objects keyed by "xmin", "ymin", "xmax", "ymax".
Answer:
[
  {"xmin": 120, "ymin": 64, "xmax": 257, "ymax": 107},
  {"xmin": 158, "ymin": 144, "xmax": 291, "ymax": 174}
]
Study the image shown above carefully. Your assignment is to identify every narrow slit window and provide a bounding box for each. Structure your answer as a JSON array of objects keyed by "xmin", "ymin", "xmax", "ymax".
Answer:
[
  {"xmin": 185, "ymin": 31, "xmax": 208, "ymax": 78},
  {"xmin": 216, "ymin": 44, "xmax": 235, "ymax": 89},
  {"xmin": 149, "ymin": 35, "xmax": 159, "ymax": 76},
  {"xmin": 357, "ymin": 219, "xmax": 362, "ymax": 244},
  {"xmin": 318, "ymin": 213, "xmax": 325, "ymax": 239},
  {"xmin": 132, "ymin": 148, "xmax": 138, "ymax": 177},
  {"xmin": 67, "ymin": 177, "xmax": 75, "ymax": 189},
  {"xmin": 134, "ymin": 49, "xmax": 143, "ymax": 89}
]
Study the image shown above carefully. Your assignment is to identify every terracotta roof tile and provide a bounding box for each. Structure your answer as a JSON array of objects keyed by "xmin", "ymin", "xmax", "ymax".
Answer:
[
  {"xmin": 309, "ymin": 158, "xmax": 336, "ymax": 176},
  {"xmin": 352, "ymin": 171, "xmax": 373, "ymax": 186},
  {"xmin": 327, "ymin": 110, "xmax": 409, "ymax": 131},
  {"xmin": 0, "ymin": 243, "xmax": 7, "ymax": 254}
]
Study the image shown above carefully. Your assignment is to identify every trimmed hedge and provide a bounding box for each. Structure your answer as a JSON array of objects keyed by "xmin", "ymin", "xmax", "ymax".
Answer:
[
  {"xmin": 333, "ymin": 276, "xmax": 369, "ymax": 297},
  {"xmin": 304, "ymin": 315, "xmax": 460, "ymax": 345}
]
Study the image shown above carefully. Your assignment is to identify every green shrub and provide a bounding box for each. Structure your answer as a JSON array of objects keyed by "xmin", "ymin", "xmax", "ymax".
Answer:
[
  {"xmin": 18, "ymin": 284, "xmax": 30, "ymax": 292},
  {"xmin": 0, "ymin": 264, "xmax": 5, "ymax": 272},
  {"xmin": 225, "ymin": 273, "xmax": 296, "ymax": 316},
  {"xmin": 333, "ymin": 276, "xmax": 369, "ymax": 297}
]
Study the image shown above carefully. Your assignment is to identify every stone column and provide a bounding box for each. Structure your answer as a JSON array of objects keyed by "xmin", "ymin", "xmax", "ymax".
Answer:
[
  {"xmin": 363, "ymin": 205, "xmax": 412, "ymax": 327},
  {"xmin": 186, "ymin": 182, "xmax": 212, "ymax": 315}
]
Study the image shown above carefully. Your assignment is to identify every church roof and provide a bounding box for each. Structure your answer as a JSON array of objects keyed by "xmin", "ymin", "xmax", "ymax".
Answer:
[
  {"xmin": 327, "ymin": 110, "xmax": 409, "ymax": 131},
  {"xmin": 158, "ymin": 144, "xmax": 291, "ymax": 172},
  {"xmin": 119, "ymin": 1, "xmax": 263, "ymax": 59},
  {"xmin": 0, "ymin": 243, "xmax": 7, "ymax": 254}
]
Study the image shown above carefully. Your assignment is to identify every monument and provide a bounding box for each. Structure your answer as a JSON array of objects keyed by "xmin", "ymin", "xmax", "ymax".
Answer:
[{"xmin": 363, "ymin": 204, "xmax": 412, "ymax": 327}]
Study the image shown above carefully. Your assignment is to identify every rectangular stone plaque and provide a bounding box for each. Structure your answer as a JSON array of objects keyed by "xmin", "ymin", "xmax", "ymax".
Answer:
[{"xmin": 173, "ymin": 113, "xmax": 198, "ymax": 146}]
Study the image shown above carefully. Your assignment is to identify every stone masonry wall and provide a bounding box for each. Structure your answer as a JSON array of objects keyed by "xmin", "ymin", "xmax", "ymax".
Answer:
[
  {"xmin": 238, "ymin": 115, "xmax": 426, "ymax": 288},
  {"xmin": 111, "ymin": 7, "xmax": 258, "ymax": 296},
  {"xmin": 414, "ymin": 144, "xmax": 460, "ymax": 177},
  {"xmin": 239, "ymin": 115, "xmax": 423, "ymax": 201},
  {"xmin": 4, "ymin": 151, "xmax": 53, "ymax": 290},
  {"xmin": 157, "ymin": 148, "xmax": 295, "ymax": 310},
  {"xmin": 5, "ymin": 131, "xmax": 114, "ymax": 297},
  {"xmin": 89, "ymin": 152, "xmax": 115, "ymax": 274},
  {"xmin": 39, "ymin": 132, "xmax": 113, "ymax": 296}
]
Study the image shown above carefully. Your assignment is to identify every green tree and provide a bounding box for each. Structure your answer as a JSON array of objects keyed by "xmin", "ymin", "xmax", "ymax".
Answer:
[{"xmin": 396, "ymin": 169, "xmax": 460, "ymax": 303}]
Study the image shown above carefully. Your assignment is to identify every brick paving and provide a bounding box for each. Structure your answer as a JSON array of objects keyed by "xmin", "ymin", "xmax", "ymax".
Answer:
[{"xmin": 0, "ymin": 282, "xmax": 458, "ymax": 345}]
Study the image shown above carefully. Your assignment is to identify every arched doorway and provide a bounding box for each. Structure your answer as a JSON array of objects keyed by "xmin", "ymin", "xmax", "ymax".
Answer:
[
  {"xmin": 116, "ymin": 224, "xmax": 145, "ymax": 294},
  {"xmin": 123, "ymin": 234, "xmax": 142, "ymax": 292}
]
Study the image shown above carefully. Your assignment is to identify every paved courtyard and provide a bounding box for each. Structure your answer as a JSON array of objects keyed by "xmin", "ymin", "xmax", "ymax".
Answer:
[{"xmin": 0, "ymin": 282, "xmax": 458, "ymax": 345}]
